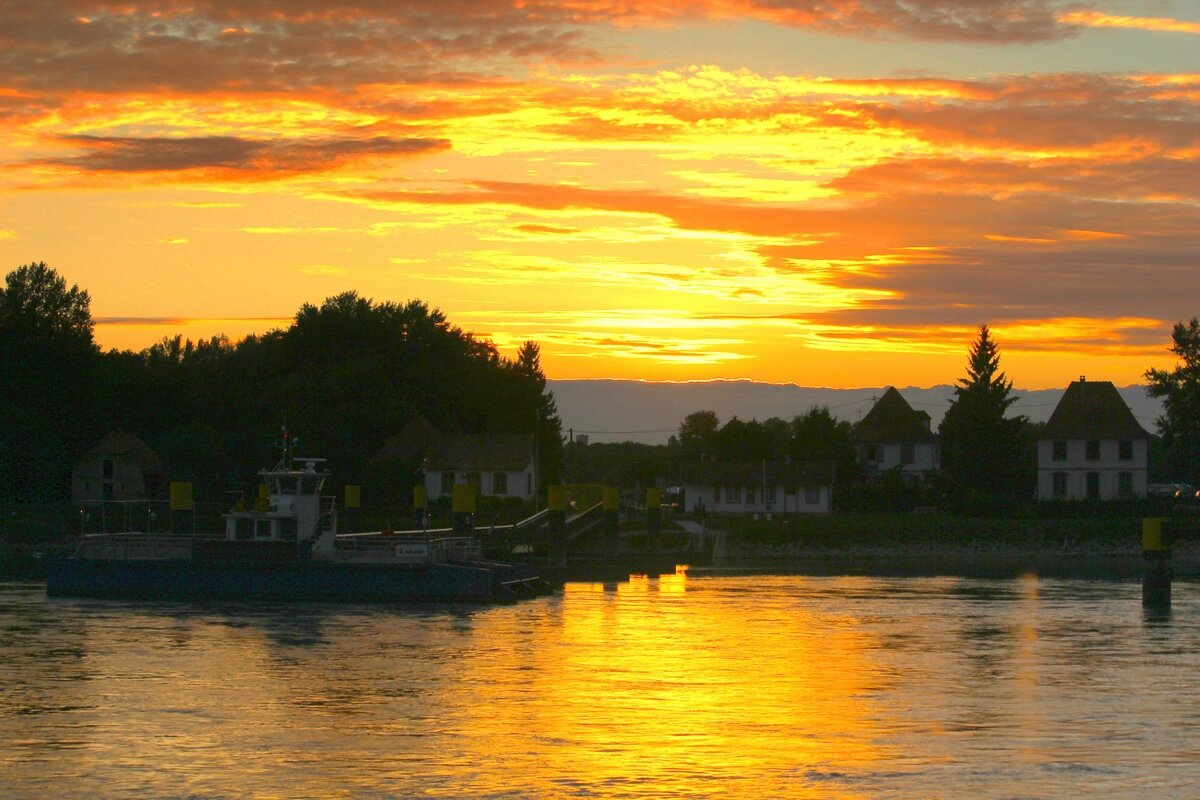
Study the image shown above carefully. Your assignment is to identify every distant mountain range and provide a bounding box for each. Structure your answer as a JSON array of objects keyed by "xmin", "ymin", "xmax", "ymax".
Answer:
[{"xmin": 548, "ymin": 379, "xmax": 1164, "ymax": 445}]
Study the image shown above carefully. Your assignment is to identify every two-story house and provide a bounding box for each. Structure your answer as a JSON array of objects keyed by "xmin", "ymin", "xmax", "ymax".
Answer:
[
  {"xmin": 1038, "ymin": 378, "xmax": 1152, "ymax": 501},
  {"xmin": 851, "ymin": 387, "xmax": 939, "ymax": 485}
]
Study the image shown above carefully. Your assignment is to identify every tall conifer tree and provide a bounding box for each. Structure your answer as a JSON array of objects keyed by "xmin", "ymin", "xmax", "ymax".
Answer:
[{"xmin": 938, "ymin": 325, "xmax": 1029, "ymax": 511}]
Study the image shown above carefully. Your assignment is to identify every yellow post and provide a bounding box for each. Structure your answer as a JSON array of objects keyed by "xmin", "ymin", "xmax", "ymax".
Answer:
[
  {"xmin": 169, "ymin": 481, "xmax": 193, "ymax": 511},
  {"xmin": 548, "ymin": 485, "xmax": 566, "ymax": 512},
  {"xmin": 602, "ymin": 485, "xmax": 620, "ymax": 510},
  {"xmin": 1142, "ymin": 517, "xmax": 1164, "ymax": 551},
  {"xmin": 646, "ymin": 487, "xmax": 661, "ymax": 508},
  {"xmin": 254, "ymin": 483, "xmax": 269, "ymax": 512},
  {"xmin": 452, "ymin": 483, "xmax": 477, "ymax": 514},
  {"xmin": 345, "ymin": 485, "xmax": 361, "ymax": 509},
  {"xmin": 413, "ymin": 483, "xmax": 428, "ymax": 510}
]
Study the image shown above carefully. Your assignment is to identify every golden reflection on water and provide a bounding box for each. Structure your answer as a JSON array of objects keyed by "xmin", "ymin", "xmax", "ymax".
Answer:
[
  {"xmin": 7, "ymin": 576, "xmax": 1196, "ymax": 798},
  {"xmin": 453, "ymin": 572, "xmax": 890, "ymax": 798}
]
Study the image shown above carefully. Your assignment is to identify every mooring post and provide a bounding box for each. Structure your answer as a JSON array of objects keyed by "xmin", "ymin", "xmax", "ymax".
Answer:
[
  {"xmin": 452, "ymin": 483, "xmax": 476, "ymax": 537},
  {"xmin": 548, "ymin": 485, "xmax": 566, "ymax": 566},
  {"xmin": 1142, "ymin": 517, "xmax": 1171, "ymax": 611},
  {"xmin": 413, "ymin": 484, "xmax": 428, "ymax": 530},
  {"xmin": 603, "ymin": 485, "xmax": 620, "ymax": 558},
  {"xmin": 646, "ymin": 486, "xmax": 662, "ymax": 552}
]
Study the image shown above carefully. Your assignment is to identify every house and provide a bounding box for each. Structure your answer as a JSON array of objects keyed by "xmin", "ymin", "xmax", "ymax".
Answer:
[
  {"xmin": 422, "ymin": 433, "xmax": 537, "ymax": 502},
  {"xmin": 71, "ymin": 430, "xmax": 164, "ymax": 506},
  {"xmin": 851, "ymin": 387, "xmax": 939, "ymax": 484},
  {"xmin": 1037, "ymin": 378, "xmax": 1152, "ymax": 501},
  {"xmin": 674, "ymin": 460, "xmax": 835, "ymax": 515}
]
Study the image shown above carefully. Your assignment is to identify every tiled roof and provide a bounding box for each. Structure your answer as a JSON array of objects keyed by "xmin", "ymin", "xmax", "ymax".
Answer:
[
  {"xmin": 370, "ymin": 414, "xmax": 440, "ymax": 464},
  {"xmin": 1040, "ymin": 380, "xmax": 1152, "ymax": 440},
  {"xmin": 84, "ymin": 430, "xmax": 164, "ymax": 475},
  {"xmin": 424, "ymin": 433, "xmax": 535, "ymax": 471},
  {"xmin": 851, "ymin": 387, "xmax": 936, "ymax": 443},
  {"xmin": 676, "ymin": 459, "xmax": 835, "ymax": 486}
]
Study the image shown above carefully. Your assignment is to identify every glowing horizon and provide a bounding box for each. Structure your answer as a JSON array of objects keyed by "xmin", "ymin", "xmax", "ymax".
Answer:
[{"xmin": 2, "ymin": 1, "xmax": 1196, "ymax": 390}]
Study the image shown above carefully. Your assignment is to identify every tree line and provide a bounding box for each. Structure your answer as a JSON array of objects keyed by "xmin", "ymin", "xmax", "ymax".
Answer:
[
  {"xmin": 564, "ymin": 324, "xmax": 1200, "ymax": 515},
  {"xmin": 0, "ymin": 262, "xmax": 563, "ymax": 506}
]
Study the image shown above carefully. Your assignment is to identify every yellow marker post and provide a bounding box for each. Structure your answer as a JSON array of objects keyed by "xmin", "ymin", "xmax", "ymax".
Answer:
[
  {"xmin": 451, "ymin": 483, "xmax": 476, "ymax": 535},
  {"xmin": 1142, "ymin": 517, "xmax": 1171, "ymax": 611},
  {"xmin": 169, "ymin": 482, "xmax": 193, "ymax": 511},
  {"xmin": 413, "ymin": 484, "xmax": 428, "ymax": 510},
  {"xmin": 345, "ymin": 485, "xmax": 361, "ymax": 510},
  {"xmin": 548, "ymin": 485, "xmax": 566, "ymax": 512},
  {"xmin": 1142, "ymin": 517, "xmax": 1165, "ymax": 552}
]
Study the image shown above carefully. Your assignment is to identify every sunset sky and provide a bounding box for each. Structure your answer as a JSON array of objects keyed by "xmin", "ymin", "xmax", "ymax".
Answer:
[{"xmin": 1, "ymin": 1, "xmax": 1197, "ymax": 389}]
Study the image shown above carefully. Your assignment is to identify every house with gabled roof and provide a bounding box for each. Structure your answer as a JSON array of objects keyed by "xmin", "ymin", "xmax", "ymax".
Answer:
[
  {"xmin": 851, "ymin": 387, "xmax": 939, "ymax": 485},
  {"xmin": 422, "ymin": 433, "xmax": 537, "ymax": 502},
  {"xmin": 1038, "ymin": 378, "xmax": 1152, "ymax": 501},
  {"xmin": 674, "ymin": 459, "xmax": 835, "ymax": 515},
  {"xmin": 71, "ymin": 430, "xmax": 164, "ymax": 506}
]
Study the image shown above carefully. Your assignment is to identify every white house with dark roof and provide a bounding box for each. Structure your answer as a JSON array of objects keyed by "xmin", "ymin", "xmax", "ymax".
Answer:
[
  {"xmin": 674, "ymin": 459, "xmax": 835, "ymax": 515},
  {"xmin": 71, "ymin": 430, "xmax": 164, "ymax": 505},
  {"xmin": 1037, "ymin": 378, "xmax": 1152, "ymax": 501},
  {"xmin": 851, "ymin": 387, "xmax": 939, "ymax": 485},
  {"xmin": 422, "ymin": 433, "xmax": 537, "ymax": 502}
]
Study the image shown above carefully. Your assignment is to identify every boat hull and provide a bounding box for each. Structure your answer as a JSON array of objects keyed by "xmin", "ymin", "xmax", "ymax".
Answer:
[{"xmin": 45, "ymin": 556, "xmax": 544, "ymax": 604}]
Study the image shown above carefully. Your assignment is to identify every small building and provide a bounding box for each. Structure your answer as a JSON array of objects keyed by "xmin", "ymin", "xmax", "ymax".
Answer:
[
  {"xmin": 1037, "ymin": 378, "xmax": 1152, "ymax": 501},
  {"xmin": 674, "ymin": 460, "xmax": 835, "ymax": 515},
  {"xmin": 71, "ymin": 430, "xmax": 164, "ymax": 506},
  {"xmin": 423, "ymin": 433, "xmax": 537, "ymax": 502},
  {"xmin": 851, "ymin": 387, "xmax": 939, "ymax": 484}
]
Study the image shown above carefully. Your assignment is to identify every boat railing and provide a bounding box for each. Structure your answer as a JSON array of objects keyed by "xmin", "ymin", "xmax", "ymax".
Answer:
[
  {"xmin": 333, "ymin": 532, "xmax": 434, "ymax": 564},
  {"xmin": 76, "ymin": 531, "xmax": 221, "ymax": 561},
  {"xmin": 430, "ymin": 536, "xmax": 483, "ymax": 562}
]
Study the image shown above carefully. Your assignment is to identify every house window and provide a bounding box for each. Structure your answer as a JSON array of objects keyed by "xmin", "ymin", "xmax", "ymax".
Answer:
[
  {"xmin": 1086, "ymin": 472, "xmax": 1100, "ymax": 499},
  {"xmin": 440, "ymin": 472, "xmax": 454, "ymax": 495},
  {"xmin": 1119, "ymin": 441, "xmax": 1133, "ymax": 461},
  {"xmin": 1052, "ymin": 472, "xmax": 1068, "ymax": 498},
  {"xmin": 493, "ymin": 472, "xmax": 508, "ymax": 495},
  {"xmin": 746, "ymin": 485, "xmax": 757, "ymax": 504},
  {"xmin": 1052, "ymin": 441, "xmax": 1067, "ymax": 461},
  {"xmin": 865, "ymin": 445, "xmax": 880, "ymax": 462},
  {"xmin": 901, "ymin": 443, "xmax": 915, "ymax": 465},
  {"xmin": 1086, "ymin": 440, "xmax": 1100, "ymax": 460},
  {"xmin": 724, "ymin": 485, "xmax": 741, "ymax": 504},
  {"xmin": 1118, "ymin": 472, "xmax": 1133, "ymax": 498},
  {"xmin": 102, "ymin": 458, "xmax": 114, "ymax": 479},
  {"xmin": 804, "ymin": 485, "xmax": 820, "ymax": 505}
]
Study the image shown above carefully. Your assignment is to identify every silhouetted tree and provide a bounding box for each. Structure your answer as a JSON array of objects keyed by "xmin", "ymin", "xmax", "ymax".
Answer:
[
  {"xmin": 1146, "ymin": 318, "xmax": 1200, "ymax": 484},
  {"xmin": 0, "ymin": 262, "xmax": 99, "ymax": 501},
  {"xmin": 938, "ymin": 325, "xmax": 1031, "ymax": 512},
  {"xmin": 674, "ymin": 410, "xmax": 720, "ymax": 459}
]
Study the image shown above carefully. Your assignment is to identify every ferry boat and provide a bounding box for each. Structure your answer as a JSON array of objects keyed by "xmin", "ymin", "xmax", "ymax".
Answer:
[{"xmin": 46, "ymin": 455, "xmax": 552, "ymax": 603}]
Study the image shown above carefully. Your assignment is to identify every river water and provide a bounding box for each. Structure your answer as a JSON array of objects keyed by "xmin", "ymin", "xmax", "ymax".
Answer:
[{"xmin": 2, "ymin": 572, "xmax": 1198, "ymax": 799}]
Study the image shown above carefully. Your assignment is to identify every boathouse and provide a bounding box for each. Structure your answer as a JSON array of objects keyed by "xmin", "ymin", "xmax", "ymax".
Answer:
[
  {"xmin": 1037, "ymin": 378, "xmax": 1152, "ymax": 501},
  {"xmin": 674, "ymin": 459, "xmax": 835, "ymax": 515},
  {"xmin": 851, "ymin": 387, "xmax": 939, "ymax": 485}
]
